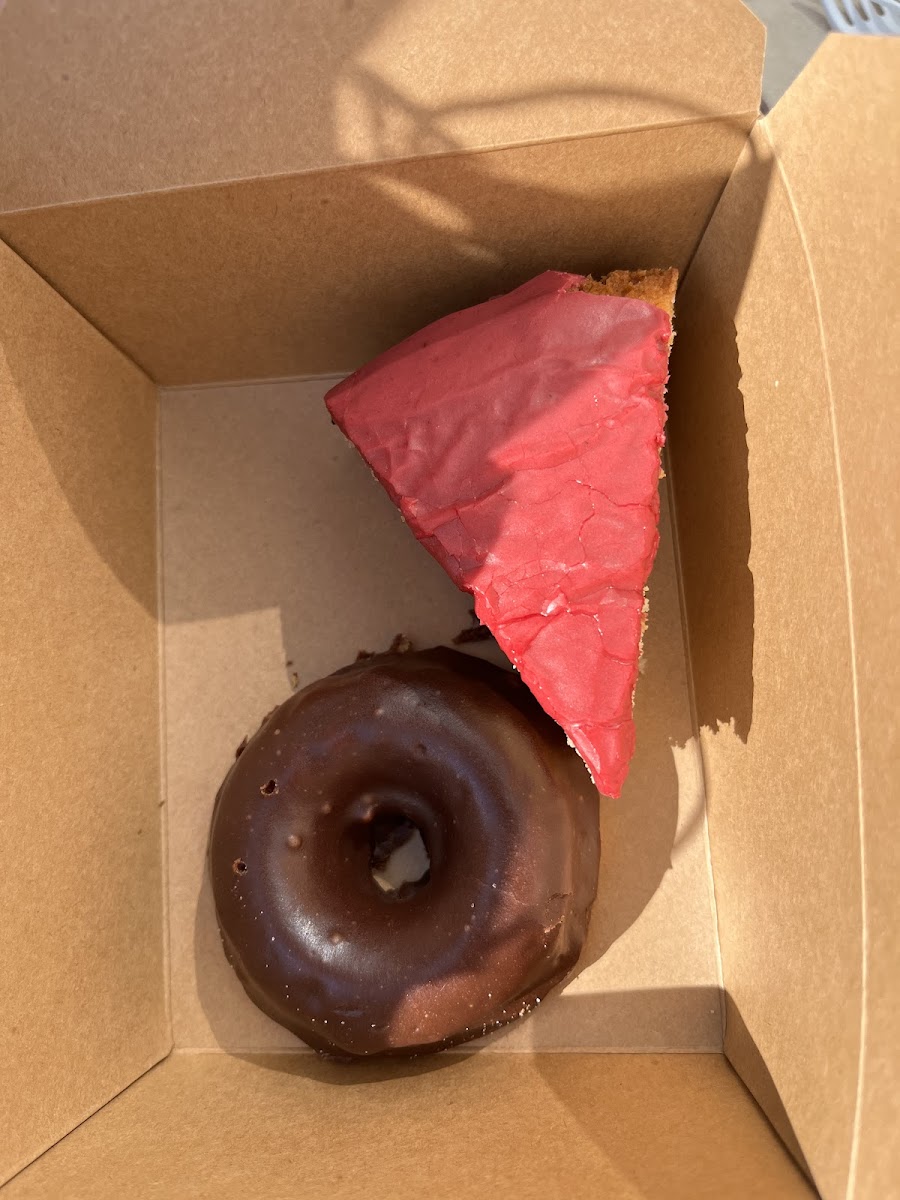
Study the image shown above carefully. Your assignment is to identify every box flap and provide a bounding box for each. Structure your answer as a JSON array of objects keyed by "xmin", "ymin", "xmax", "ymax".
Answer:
[
  {"xmin": 0, "ymin": 240, "xmax": 169, "ymax": 1184},
  {"xmin": 667, "ymin": 35, "xmax": 899, "ymax": 1200},
  {"xmin": 4, "ymin": 1052, "xmax": 812, "ymax": 1198},
  {"xmin": 0, "ymin": 0, "xmax": 762, "ymax": 213},
  {"xmin": 764, "ymin": 36, "xmax": 900, "ymax": 1200},
  {"xmin": 0, "ymin": 116, "xmax": 751, "ymax": 386}
]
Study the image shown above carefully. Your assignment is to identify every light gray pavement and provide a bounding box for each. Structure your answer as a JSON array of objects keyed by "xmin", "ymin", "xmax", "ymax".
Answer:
[{"xmin": 742, "ymin": 0, "xmax": 832, "ymax": 110}]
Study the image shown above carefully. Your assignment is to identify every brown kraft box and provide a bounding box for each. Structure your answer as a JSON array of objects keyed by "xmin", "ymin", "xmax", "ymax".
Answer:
[{"xmin": 0, "ymin": 3, "xmax": 897, "ymax": 1197}]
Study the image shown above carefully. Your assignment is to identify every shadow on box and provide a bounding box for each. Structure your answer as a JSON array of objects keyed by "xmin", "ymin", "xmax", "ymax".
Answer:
[
  {"xmin": 220, "ymin": 991, "xmax": 811, "ymax": 1194},
  {"xmin": 8, "ymin": 6, "xmax": 794, "ymax": 1172}
]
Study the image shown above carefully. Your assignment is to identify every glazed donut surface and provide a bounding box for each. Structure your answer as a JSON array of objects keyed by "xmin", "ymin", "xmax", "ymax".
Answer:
[{"xmin": 209, "ymin": 648, "xmax": 600, "ymax": 1057}]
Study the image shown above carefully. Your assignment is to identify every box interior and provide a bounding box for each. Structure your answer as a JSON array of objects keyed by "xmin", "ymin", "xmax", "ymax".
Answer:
[
  {"xmin": 2, "ymin": 4, "xmax": 897, "ymax": 1198},
  {"xmin": 2, "ymin": 1054, "xmax": 814, "ymax": 1200},
  {"xmin": 160, "ymin": 377, "xmax": 719, "ymax": 1055}
]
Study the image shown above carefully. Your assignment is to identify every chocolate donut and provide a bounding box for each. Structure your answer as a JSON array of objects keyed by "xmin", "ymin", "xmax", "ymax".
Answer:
[{"xmin": 209, "ymin": 648, "xmax": 599, "ymax": 1057}]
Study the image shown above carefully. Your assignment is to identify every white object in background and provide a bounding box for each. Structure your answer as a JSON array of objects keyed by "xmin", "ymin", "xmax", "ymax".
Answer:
[{"xmin": 823, "ymin": 0, "xmax": 900, "ymax": 34}]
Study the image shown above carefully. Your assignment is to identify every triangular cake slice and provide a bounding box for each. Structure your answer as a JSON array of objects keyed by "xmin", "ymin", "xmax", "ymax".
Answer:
[{"xmin": 326, "ymin": 268, "xmax": 677, "ymax": 797}]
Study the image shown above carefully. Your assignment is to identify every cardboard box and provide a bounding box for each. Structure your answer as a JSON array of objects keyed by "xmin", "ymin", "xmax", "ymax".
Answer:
[{"xmin": 0, "ymin": 3, "xmax": 896, "ymax": 1196}]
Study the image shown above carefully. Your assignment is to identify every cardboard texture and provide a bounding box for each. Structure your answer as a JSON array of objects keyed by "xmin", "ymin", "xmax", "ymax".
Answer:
[
  {"xmin": 0, "ymin": 242, "xmax": 168, "ymax": 1183},
  {"xmin": 764, "ymin": 39, "xmax": 900, "ymax": 1200},
  {"xmin": 668, "ymin": 127, "xmax": 862, "ymax": 1199},
  {"xmin": 0, "ymin": 119, "xmax": 751, "ymax": 385},
  {"xmin": 0, "ymin": 0, "xmax": 760, "ymax": 386},
  {"xmin": 160, "ymin": 380, "xmax": 720, "ymax": 1054},
  {"xmin": 0, "ymin": 0, "xmax": 762, "ymax": 211},
  {"xmin": 3, "ymin": 4, "xmax": 898, "ymax": 1197},
  {"xmin": 667, "ymin": 37, "xmax": 899, "ymax": 1200},
  {"xmin": 6, "ymin": 1052, "xmax": 813, "ymax": 1200}
]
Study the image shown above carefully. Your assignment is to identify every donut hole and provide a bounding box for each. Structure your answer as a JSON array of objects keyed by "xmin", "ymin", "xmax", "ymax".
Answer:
[{"xmin": 369, "ymin": 813, "xmax": 430, "ymax": 896}]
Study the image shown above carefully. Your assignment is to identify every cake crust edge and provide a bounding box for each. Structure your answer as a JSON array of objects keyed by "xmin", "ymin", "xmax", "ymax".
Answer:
[{"xmin": 579, "ymin": 267, "xmax": 678, "ymax": 318}]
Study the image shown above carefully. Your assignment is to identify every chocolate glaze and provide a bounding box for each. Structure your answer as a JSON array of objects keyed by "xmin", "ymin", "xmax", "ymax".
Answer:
[{"xmin": 209, "ymin": 648, "xmax": 600, "ymax": 1057}]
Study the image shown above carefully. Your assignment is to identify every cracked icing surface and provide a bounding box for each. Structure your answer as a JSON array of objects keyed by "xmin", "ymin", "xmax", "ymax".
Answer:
[{"xmin": 326, "ymin": 271, "xmax": 673, "ymax": 797}]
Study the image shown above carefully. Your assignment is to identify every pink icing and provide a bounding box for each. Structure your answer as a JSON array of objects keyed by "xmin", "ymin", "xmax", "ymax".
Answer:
[{"xmin": 326, "ymin": 271, "xmax": 672, "ymax": 797}]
